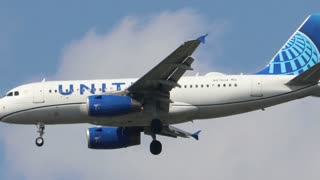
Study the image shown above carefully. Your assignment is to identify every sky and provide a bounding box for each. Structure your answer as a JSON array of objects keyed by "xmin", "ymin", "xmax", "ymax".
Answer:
[{"xmin": 1, "ymin": 0, "xmax": 320, "ymax": 180}]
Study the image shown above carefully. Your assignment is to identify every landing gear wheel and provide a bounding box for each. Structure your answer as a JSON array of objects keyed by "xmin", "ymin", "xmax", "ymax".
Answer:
[
  {"xmin": 35, "ymin": 137, "xmax": 44, "ymax": 147},
  {"xmin": 150, "ymin": 119, "xmax": 163, "ymax": 134},
  {"xmin": 35, "ymin": 122, "xmax": 45, "ymax": 147},
  {"xmin": 150, "ymin": 140, "xmax": 162, "ymax": 155}
]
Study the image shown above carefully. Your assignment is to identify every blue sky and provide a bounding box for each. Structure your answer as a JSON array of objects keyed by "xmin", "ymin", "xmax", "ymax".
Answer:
[
  {"xmin": 1, "ymin": 1, "xmax": 320, "ymax": 180},
  {"xmin": 1, "ymin": 0, "xmax": 319, "ymax": 91}
]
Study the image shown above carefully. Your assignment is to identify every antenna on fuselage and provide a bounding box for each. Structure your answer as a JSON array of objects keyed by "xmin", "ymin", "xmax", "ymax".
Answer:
[{"xmin": 42, "ymin": 78, "xmax": 46, "ymax": 82}]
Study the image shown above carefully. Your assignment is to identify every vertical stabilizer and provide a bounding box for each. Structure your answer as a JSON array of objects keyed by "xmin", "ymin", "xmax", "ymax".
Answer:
[{"xmin": 257, "ymin": 14, "xmax": 320, "ymax": 75}]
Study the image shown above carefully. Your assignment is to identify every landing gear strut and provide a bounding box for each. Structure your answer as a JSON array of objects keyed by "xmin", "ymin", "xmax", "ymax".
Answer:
[
  {"xmin": 149, "ymin": 119, "xmax": 163, "ymax": 155},
  {"xmin": 35, "ymin": 123, "xmax": 45, "ymax": 147},
  {"xmin": 150, "ymin": 119, "xmax": 163, "ymax": 134}
]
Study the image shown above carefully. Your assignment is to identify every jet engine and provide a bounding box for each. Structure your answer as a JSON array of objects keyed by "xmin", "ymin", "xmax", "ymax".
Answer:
[
  {"xmin": 86, "ymin": 127, "xmax": 141, "ymax": 149},
  {"xmin": 84, "ymin": 95, "xmax": 141, "ymax": 116}
]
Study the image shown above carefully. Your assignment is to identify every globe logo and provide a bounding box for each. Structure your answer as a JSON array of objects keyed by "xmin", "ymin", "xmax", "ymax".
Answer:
[{"xmin": 265, "ymin": 31, "xmax": 320, "ymax": 75}]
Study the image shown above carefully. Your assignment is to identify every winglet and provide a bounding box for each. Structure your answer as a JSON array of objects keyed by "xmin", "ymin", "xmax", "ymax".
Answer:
[
  {"xmin": 191, "ymin": 130, "xmax": 201, "ymax": 140},
  {"xmin": 197, "ymin": 34, "xmax": 208, "ymax": 44}
]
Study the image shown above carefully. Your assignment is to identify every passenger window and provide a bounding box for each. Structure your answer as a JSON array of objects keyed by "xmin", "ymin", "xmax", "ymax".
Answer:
[
  {"xmin": 201, "ymin": 85, "xmax": 204, "ymax": 88},
  {"xmin": 49, "ymin": 90, "xmax": 52, "ymax": 93},
  {"xmin": 223, "ymin": 84, "xmax": 226, "ymax": 87},
  {"xmin": 14, "ymin": 91, "xmax": 19, "ymax": 96},
  {"xmin": 195, "ymin": 85, "xmax": 198, "ymax": 88},
  {"xmin": 207, "ymin": 84, "xmax": 209, "ymax": 88},
  {"xmin": 229, "ymin": 84, "xmax": 232, "ymax": 87},
  {"xmin": 190, "ymin": 85, "xmax": 193, "ymax": 88},
  {"xmin": 7, "ymin": 92, "xmax": 13, "ymax": 96},
  {"xmin": 184, "ymin": 85, "xmax": 187, "ymax": 88},
  {"xmin": 218, "ymin": 84, "xmax": 220, "ymax": 87}
]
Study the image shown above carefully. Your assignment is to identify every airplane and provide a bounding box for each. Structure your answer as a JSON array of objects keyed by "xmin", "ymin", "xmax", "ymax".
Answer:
[{"xmin": 1, "ymin": 14, "xmax": 320, "ymax": 155}]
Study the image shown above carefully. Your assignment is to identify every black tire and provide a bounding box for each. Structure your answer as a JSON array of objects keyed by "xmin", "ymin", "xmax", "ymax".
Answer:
[
  {"xmin": 150, "ymin": 119, "xmax": 163, "ymax": 134},
  {"xmin": 150, "ymin": 140, "xmax": 162, "ymax": 155},
  {"xmin": 35, "ymin": 137, "xmax": 44, "ymax": 147}
]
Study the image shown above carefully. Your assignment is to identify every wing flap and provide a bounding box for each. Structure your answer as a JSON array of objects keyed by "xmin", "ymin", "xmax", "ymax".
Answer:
[
  {"xmin": 169, "ymin": 57, "xmax": 194, "ymax": 83},
  {"xmin": 287, "ymin": 63, "xmax": 320, "ymax": 86}
]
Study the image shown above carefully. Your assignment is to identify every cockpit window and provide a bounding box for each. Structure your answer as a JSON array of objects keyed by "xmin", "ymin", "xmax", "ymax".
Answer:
[
  {"xmin": 7, "ymin": 92, "xmax": 13, "ymax": 97},
  {"xmin": 14, "ymin": 91, "xmax": 19, "ymax": 96}
]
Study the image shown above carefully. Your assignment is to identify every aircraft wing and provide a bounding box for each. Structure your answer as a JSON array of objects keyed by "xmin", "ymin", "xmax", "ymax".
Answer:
[
  {"xmin": 127, "ymin": 35, "xmax": 207, "ymax": 111},
  {"xmin": 145, "ymin": 125, "xmax": 201, "ymax": 140}
]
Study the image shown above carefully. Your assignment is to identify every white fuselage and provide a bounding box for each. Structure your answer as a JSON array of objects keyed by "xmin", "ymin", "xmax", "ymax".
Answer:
[{"xmin": 0, "ymin": 73, "xmax": 318, "ymax": 126}]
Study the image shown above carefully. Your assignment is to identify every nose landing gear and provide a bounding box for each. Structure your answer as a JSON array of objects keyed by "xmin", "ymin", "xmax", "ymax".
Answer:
[
  {"xmin": 35, "ymin": 123, "xmax": 45, "ymax": 147},
  {"xmin": 35, "ymin": 137, "xmax": 44, "ymax": 147}
]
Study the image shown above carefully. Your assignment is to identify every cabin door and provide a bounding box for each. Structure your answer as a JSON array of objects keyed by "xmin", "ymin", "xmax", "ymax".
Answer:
[
  {"xmin": 251, "ymin": 77, "xmax": 263, "ymax": 97},
  {"xmin": 33, "ymin": 83, "xmax": 45, "ymax": 103}
]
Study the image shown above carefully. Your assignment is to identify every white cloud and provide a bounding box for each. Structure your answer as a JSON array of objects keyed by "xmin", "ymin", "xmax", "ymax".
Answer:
[
  {"xmin": 2, "ymin": 9, "xmax": 320, "ymax": 180},
  {"xmin": 55, "ymin": 9, "xmax": 225, "ymax": 80}
]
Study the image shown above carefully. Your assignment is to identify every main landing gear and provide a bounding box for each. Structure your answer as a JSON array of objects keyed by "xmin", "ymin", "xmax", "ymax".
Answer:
[
  {"xmin": 35, "ymin": 123, "xmax": 45, "ymax": 147},
  {"xmin": 149, "ymin": 119, "xmax": 163, "ymax": 155}
]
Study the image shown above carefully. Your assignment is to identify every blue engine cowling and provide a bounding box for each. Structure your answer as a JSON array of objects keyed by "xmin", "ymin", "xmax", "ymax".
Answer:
[
  {"xmin": 87, "ymin": 127, "xmax": 141, "ymax": 149},
  {"xmin": 86, "ymin": 95, "xmax": 141, "ymax": 116}
]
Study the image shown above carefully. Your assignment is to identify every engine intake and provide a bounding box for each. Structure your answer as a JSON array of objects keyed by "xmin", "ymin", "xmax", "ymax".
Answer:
[
  {"xmin": 87, "ymin": 127, "xmax": 141, "ymax": 149},
  {"xmin": 84, "ymin": 95, "xmax": 141, "ymax": 116}
]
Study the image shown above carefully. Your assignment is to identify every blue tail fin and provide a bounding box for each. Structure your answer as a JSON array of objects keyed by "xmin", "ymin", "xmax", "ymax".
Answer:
[{"xmin": 257, "ymin": 14, "xmax": 320, "ymax": 75}]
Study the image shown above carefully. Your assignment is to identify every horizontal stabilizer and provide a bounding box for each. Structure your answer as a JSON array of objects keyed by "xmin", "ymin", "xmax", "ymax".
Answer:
[
  {"xmin": 145, "ymin": 125, "xmax": 201, "ymax": 140},
  {"xmin": 287, "ymin": 62, "xmax": 320, "ymax": 86}
]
